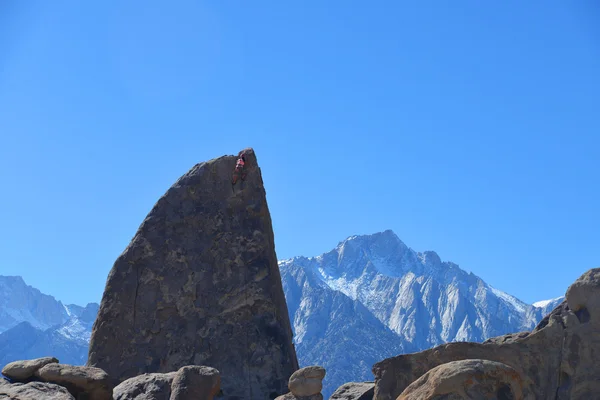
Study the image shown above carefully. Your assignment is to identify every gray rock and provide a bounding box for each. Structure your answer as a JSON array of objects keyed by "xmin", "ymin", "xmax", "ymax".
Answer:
[
  {"xmin": 566, "ymin": 268, "xmax": 600, "ymax": 322},
  {"xmin": 0, "ymin": 377, "xmax": 75, "ymax": 400},
  {"xmin": 169, "ymin": 366, "xmax": 220, "ymax": 400},
  {"xmin": 397, "ymin": 359, "xmax": 530, "ymax": 400},
  {"xmin": 36, "ymin": 363, "xmax": 113, "ymax": 400},
  {"xmin": 113, "ymin": 372, "xmax": 177, "ymax": 400},
  {"xmin": 275, "ymin": 393, "xmax": 323, "ymax": 400},
  {"xmin": 329, "ymin": 382, "xmax": 374, "ymax": 400},
  {"xmin": 289, "ymin": 366, "xmax": 326, "ymax": 397},
  {"xmin": 1, "ymin": 357, "xmax": 58, "ymax": 381},
  {"xmin": 87, "ymin": 148, "xmax": 298, "ymax": 399},
  {"xmin": 372, "ymin": 268, "xmax": 600, "ymax": 400}
]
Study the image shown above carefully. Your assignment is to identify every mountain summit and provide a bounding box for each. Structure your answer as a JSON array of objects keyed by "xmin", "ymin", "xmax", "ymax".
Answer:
[{"xmin": 280, "ymin": 230, "xmax": 563, "ymax": 397}]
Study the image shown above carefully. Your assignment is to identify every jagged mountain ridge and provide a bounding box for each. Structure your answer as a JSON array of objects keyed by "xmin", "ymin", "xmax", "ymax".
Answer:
[
  {"xmin": 279, "ymin": 230, "xmax": 564, "ymax": 397},
  {"xmin": 0, "ymin": 275, "xmax": 99, "ymax": 368},
  {"xmin": 280, "ymin": 257, "xmax": 404, "ymax": 396}
]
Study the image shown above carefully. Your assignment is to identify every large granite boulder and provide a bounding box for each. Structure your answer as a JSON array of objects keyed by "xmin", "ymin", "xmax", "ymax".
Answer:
[
  {"xmin": 35, "ymin": 363, "xmax": 113, "ymax": 400},
  {"xmin": 87, "ymin": 148, "xmax": 298, "ymax": 399},
  {"xmin": 113, "ymin": 372, "xmax": 177, "ymax": 400},
  {"xmin": 371, "ymin": 268, "xmax": 600, "ymax": 400},
  {"xmin": 397, "ymin": 359, "xmax": 531, "ymax": 400},
  {"xmin": 288, "ymin": 366, "xmax": 326, "ymax": 397},
  {"xmin": 1, "ymin": 356, "xmax": 59, "ymax": 381},
  {"xmin": 0, "ymin": 377, "xmax": 75, "ymax": 400},
  {"xmin": 169, "ymin": 366, "xmax": 221, "ymax": 400},
  {"xmin": 113, "ymin": 365, "xmax": 220, "ymax": 400},
  {"xmin": 329, "ymin": 382, "xmax": 374, "ymax": 400}
]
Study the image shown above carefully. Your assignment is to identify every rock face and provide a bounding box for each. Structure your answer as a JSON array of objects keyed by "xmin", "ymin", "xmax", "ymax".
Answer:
[
  {"xmin": 372, "ymin": 268, "xmax": 600, "ymax": 400},
  {"xmin": 329, "ymin": 382, "xmax": 374, "ymax": 400},
  {"xmin": 35, "ymin": 363, "xmax": 113, "ymax": 400},
  {"xmin": 113, "ymin": 365, "xmax": 221, "ymax": 400},
  {"xmin": 169, "ymin": 366, "xmax": 221, "ymax": 400},
  {"xmin": 397, "ymin": 359, "xmax": 530, "ymax": 400},
  {"xmin": 288, "ymin": 366, "xmax": 326, "ymax": 397},
  {"xmin": 88, "ymin": 148, "xmax": 298, "ymax": 399},
  {"xmin": 2, "ymin": 356, "xmax": 58, "ymax": 381},
  {"xmin": 113, "ymin": 372, "xmax": 176, "ymax": 400},
  {"xmin": 0, "ymin": 378, "xmax": 75, "ymax": 400}
]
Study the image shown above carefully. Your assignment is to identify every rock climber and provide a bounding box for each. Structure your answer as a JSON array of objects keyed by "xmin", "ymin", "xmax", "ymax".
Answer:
[{"xmin": 232, "ymin": 152, "xmax": 247, "ymax": 184}]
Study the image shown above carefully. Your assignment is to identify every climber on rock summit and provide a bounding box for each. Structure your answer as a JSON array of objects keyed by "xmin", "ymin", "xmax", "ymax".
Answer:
[{"xmin": 232, "ymin": 151, "xmax": 247, "ymax": 185}]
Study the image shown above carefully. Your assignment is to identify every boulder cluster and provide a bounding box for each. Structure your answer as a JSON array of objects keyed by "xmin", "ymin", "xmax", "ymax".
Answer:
[{"xmin": 2, "ymin": 148, "xmax": 598, "ymax": 400}]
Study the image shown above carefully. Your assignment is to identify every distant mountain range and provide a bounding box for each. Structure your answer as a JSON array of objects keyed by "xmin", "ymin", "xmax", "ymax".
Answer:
[
  {"xmin": 0, "ymin": 231, "xmax": 564, "ymax": 398},
  {"xmin": 279, "ymin": 230, "xmax": 564, "ymax": 397},
  {"xmin": 0, "ymin": 276, "xmax": 98, "ymax": 367}
]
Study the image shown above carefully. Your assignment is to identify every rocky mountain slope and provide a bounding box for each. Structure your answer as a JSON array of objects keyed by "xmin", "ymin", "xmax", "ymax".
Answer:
[
  {"xmin": 373, "ymin": 268, "xmax": 600, "ymax": 399},
  {"xmin": 280, "ymin": 230, "xmax": 564, "ymax": 397},
  {"xmin": 0, "ymin": 275, "xmax": 99, "ymax": 368},
  {"xmin": 0, "ymin": 276, "xmax": 70, "ymax": 333}
]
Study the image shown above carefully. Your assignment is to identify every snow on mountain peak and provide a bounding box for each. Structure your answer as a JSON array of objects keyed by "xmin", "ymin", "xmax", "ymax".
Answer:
[
  {"xmin": 488, "ymin": 286, "xmax": 528, "ymax": 314},
  {"xmin": 533, "ymin": 297, "xmax": 564, "ymax": 308}
]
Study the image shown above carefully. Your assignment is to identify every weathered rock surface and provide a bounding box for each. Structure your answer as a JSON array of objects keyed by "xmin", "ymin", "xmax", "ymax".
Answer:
[
  {"xmin": 275, "ymin": 393, "xmax": 323, "ymax": 400},
  {"xmin": 329, "ymin": 382, "xmax": 374, "ymax": 400},
  {"xmin": 274, "ymin": 366, "xmax": 326, "ymax": 400},
  {"xmin": 113, "ymin": 366, "xmax": 220, "ymax": 400},
  {"xmin": 1, "ymin": 356, "xmax": 58, "ymax": 381},
  {"xmin": 35, "ymin": 363, "xmax": 113, "ymax": 400},
  {"xmin": 0, "ymin": 377, "xmax": 75, "ymax": 400},
  {"xmin": 372, "ymin": 268, "xmax": 600, "ymax": 400},
  {"xmin": 169, "ymin": 366, "xmax": 220, "ymax": 400},
  {"xmin": 88, "ymin": 148, "xmax": 298, "ymax": 399},
  {"xmin": 397, "ymin": 359, "xmax": 529, "ymax": 400},
  {"xmin": 289, "ymin": 366, "xmax": 326, "ymax": 397},
  {"xmin": 113, "ymin": 372, "xmax": 177, "ymax": 400}
]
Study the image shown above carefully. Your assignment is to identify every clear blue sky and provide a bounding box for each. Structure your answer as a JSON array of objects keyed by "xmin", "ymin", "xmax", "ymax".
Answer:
[{"xmin": 1, "ymin": 0, "xmax": 598, "ymax": 306}]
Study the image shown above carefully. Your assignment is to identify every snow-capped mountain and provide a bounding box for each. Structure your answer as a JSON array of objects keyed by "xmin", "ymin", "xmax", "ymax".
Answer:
[
  {"xmin": 279, "ymin": 230, "xmax": 565, "ymax": 397},
  {"xmin": 0, "ymin": 275, "xmax": 98, "ymax": 368},
  {"xmin": 0, "ymin": 276, "xmax": 69, "ymax": 333},
  {"xmin": 280, "ymin": 257, "xmax": 404, "ymax": 396}
]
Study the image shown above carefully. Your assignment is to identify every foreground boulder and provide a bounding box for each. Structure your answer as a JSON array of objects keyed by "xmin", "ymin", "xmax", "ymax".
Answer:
[
  {"xmin": 169, "ymin": 366, "xmax": 220, "ymax": 400},
  {"xmin": 289, "ymin": 366, "xmax": 326, "ymax": 397},
  {"xmin": 35, "ymin": 363, "xmax": 113, "ymax": 400},
  {"xmin": 0, "ymin": 377, "xmax": 75, "ymax": 400},
  {"xmin": 113, "ymin": 365, "xmax": 220, "ymax": 400},
  {"xmin": 2, "ymin": 356, "xmax": 59, "ymax": 381},
  {"xmin": 113, "ymin": 372, "xmax": 177, "ymax": 400},
  {"xmin": 88, "ymin": 148, "xmax": 298, "ymax": 399},
  {"xmin": 372, "ymin": 268, "xmax": 600, "ymax": 400},
  {"xmin": 275, "ymin": 366, "xmax": 326, "ymax": 400},
  {"xmin": 329, "ymin": 382, "xmax": 374, "ymax": 400},
  {"xmin": 397, "ymin": 359, "xmax": 530, "ymax": 399}
]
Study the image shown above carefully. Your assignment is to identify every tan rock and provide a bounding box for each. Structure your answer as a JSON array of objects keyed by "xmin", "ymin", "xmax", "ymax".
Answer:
[
  {"xmin": 36, "ymin": 363, "xmax": 113, "ymax": 400},
  {"xmin": 397, "ymin": 359, "xmax": 530, "ymax": 400},
  {"xmin": 1, "ymin": 357, "xmax": 59, "ymax": 381},
  {"xmin": 289, "ymin": 366, "xmax": 326, "ymax": 397},
  {"xmin": 170, "ymin": 366, "xmax": 220, "ymax": 400}
]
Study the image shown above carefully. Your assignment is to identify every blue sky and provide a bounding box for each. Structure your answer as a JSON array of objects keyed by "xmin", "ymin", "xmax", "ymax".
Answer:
[{"xmin": 1, "ymin": 0, "xmax": 598, "ymax": 306}]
